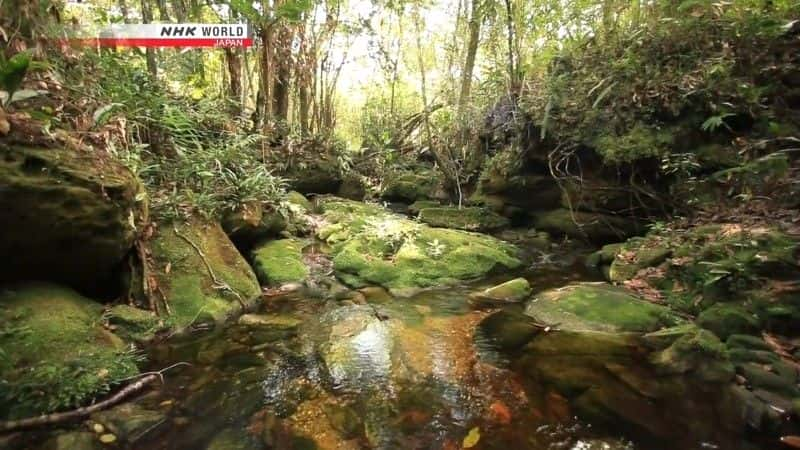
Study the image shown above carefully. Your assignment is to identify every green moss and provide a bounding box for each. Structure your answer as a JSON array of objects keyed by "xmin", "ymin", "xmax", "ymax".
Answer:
[
  {"xmin": 285, "ymin": 191, "xmax": 312, "ymax": 212},
  {"xmin": 0, "ymin": 283, "xmax": 140, "ymax": 418},
  {"xmin": 251, "ymin": 238, "xmax": 309, "ymax": 285},
  {"xmin": 696, "ymin": 304, "xmax": 760, "ymax": 340},
  {"xmin": 150, "ymin": 219, "xmax": 260, "ymax": 331},
  {"xmin": 381, "ymin": 170, "xmax": 442, "ymax": 202},
  {"xmin": 471, "ymin": 277, "xmax": 532, "ymax": 305},
  {"xmin": 650, "ymin": 326, "xmax": 734, "ymax": 383},
  {"xmin": 593, "ymin": 123, "xmax": 674, "ymax": 164},
  {"xmin": 608, "ymin": 242, "xmax": 671, "ymax": 282},
  {"xmin": 318, "ymin": 197, "xmax": 521, "ymax": 293},
  {"xmin": 418, "ymin": 206, "xmax": 509, "ymax": 232},
  {"xmin": 107, "ymin": 304, "xmax": 164, "ymax": 342},
  {"xmin": 525, "ymin": 283, "xmax": 684, "ymax": 333},
  {"xmin": 533, "ymin": 209, "xmax": 640, "ymax": 243},
  {"xmin": 408, "ymin": 200, "xmax": 441, "ymax": 215},
  {"xmin": 0, "ymin": 145, "xmax": 144, "ymax": 294}
]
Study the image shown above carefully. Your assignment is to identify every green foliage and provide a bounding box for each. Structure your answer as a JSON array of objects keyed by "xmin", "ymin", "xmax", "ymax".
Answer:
[
  {"xmin": 593, "ymin": 123, "xmax": 675, "ymax": 163},
  {"xmin": 64, "ymin": 52, "xmax": 287, "ymax": 220},
  {"xmin": 0, "ymin": 51, "xmax": 30, "ymax": 99}
]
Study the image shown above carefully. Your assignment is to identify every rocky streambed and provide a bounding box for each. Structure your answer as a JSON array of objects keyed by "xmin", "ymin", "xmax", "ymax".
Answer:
[{"xmin": 1, "ymin": 150, "xmax": 799, "ymax": 449}]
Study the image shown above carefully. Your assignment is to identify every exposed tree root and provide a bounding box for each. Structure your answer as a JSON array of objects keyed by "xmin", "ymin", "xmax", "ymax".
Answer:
[
  {"xmin": 172, "ymin": 225, "xmax": 245, "ymax": 308},
  {"xmin": 0, "ymin": 374, "xmax": 159, "ymax": 432}
]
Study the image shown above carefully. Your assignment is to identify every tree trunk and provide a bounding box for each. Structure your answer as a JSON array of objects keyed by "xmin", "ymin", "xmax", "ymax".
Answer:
[
  {"xmin": 141, "ymin": 0, "xmax": 157, "ymax": 77},
  {"xmin": 271, "ymin": 23, "xmax": 292, "ymax": 126},
  {"xmin": 458, "ymin": 0, "xmax": 480, "ymax": 115},
  {"xmin": 503, "ymin": 0, "xmax": 516, "ymax": 87},
  {"xmin": 224, "ymin": 47, "xmax": 243, "ymax": 115}
]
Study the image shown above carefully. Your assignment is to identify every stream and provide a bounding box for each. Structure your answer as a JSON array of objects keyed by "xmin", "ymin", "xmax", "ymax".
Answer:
[{"xmin": 17, "ymin": 243, "xmax": 740, "ymax": 450}]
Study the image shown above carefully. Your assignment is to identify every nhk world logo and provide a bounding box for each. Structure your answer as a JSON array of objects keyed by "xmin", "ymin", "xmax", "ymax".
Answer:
[{"xmin": 81, "ymin": 23, "xmax": 251, "ymax": 48}]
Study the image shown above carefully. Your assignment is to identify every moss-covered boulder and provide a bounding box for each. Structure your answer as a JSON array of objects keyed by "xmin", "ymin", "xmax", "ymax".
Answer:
[
  {"xmin": 477, "ymin": 171, "xmax": 562, "ymax": 212},
  {"xmin": 525, "ymin": 283, "xmax": 683, "ymax": 333},
  {"xmin": 608, "ymin": 244, "xmax": 671, "ymax": 283},
  {"xmin": 381, "ymin": 170, "xmax": 444, "ymax": 203},
  {"xmin": 417, "ymin": 206, "xmax": 509, "ymax": 232},
  {"xmin": 0, "ymin": 283, "xmax": 140, "ymax": 419},
  {"xmin": 533, "ymin": 209, "xmax": 640, "ymax": 244},
  {"xmin": 647, "ymin": 325, "xmax": 734, "ymax": 383},
  {"xmin": 469, "ymin": 277, "xmax": 532, "ymax": 307},
  {"xmin": 407, "ymin": 200, "xmax": 441, "ymax": 215},
  {"xmin": 0, "ymin": 145, "xmax": 145, "ymax": 295},
  {"xmin": 221, "ymin": 202, "xmax": 286, "ymax": 248},
  {"xmin": 149, "ymin": 219, "xmax": 261, "ymax": 331},
  {"xmin": 251, "ymin": 238, "xmax": 309, "ymax": 286},
  {"xmin": 696, "ymin": 304, "xmax": 760, "ymax": 340},
  {"xmin": 285, "ymin": 191, "xmax": 313, "ymax": 212},
  {"xmin": 476, "ymin": 309, "xmax": 541, "ymax": 350},
  {"xmin": 106, "ymin": 304, "xmax": 165, "ymax": 342},
  {"xmin": 318, "ymin": 197, "xmax": 521, "ymax": 295}
]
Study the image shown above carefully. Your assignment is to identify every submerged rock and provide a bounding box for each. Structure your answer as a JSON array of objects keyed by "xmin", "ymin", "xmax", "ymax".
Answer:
[
  {"xmin": 0, "ymin": 145, "xmax": 144, "ymax": 295},
  {"xmin": 0, "ymin": 283, "xmax": 140, "ymax": 418},
  {"xmin": 44, "ymin": 432, "xmax": 100, "ymax": 450},
  {"xmin": 318, "ymin": 197, "xmax": 521, "ymax": 294},
  {"xmin": 90, "ymin": 403, "xmax": 166, "ymax": 445},
  {"xmin": 251, "ymin": 238, "xmax": 309, "ymax": 286},
  {"xmin": 524, "ymin": 283, "xmax": 683, "ymax": 333},
  {"xmin": 470, "ymin": 277, "xmax": 532, "ymax": 307},
  {"xmin": 477, "ymin": 309, "xmax": 541, "ymax": 350},
  {"xmin": 148, "ymin": 219, "xmax": 261, "ymax": 331},
  {"xmin": 418, "ymin": 206, "xmax": 510, "ymax": 232}
]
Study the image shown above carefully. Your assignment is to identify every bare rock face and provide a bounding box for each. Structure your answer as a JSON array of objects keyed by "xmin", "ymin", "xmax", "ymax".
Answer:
[{"xmin": 0, "ymin": 144, "xmax": 145, "ymax": 296}]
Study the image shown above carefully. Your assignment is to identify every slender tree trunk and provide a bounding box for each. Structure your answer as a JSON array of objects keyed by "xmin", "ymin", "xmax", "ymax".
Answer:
[
  {"xmin": 258, "ymin": 24, "xmax": 273, "ymax": 132},
  {"xmin": 141, "ymin": 0, "xmax": 157, "ymax": 77},
  {"xmin": 224, "ymin": 48, "xmax": 242, "ymax": 115},
  {"xmin": 503, "ymin": 0, "xmax": 516, "ymax": 87},
  {"xmin": 458, "ymin": 0, "xmax": 480, "ymax": 114},
  {"xmin": 156, "ymin": 0, "xmax": 170, "ymax": 21},
  {"xmin": 118, "ymin": 0, "xmax": 130, "ymax": 23}
]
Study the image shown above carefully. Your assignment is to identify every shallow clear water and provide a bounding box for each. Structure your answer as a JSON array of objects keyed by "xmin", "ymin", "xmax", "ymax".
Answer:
[
  {"xmin": 11, "ymin": 245, "xmax": 748, "ymax": 450},
  {"xmin": 115, "ymin": 254, "xmax": 650, "ymax": 450}
]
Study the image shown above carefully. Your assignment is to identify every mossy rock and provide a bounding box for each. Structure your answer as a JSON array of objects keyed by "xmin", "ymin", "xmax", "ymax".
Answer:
[
  {"xmin": 533, "ymin": 209, "xmax": 640, "ymax": 244},
  {"xmin": 337, "ymin": 173, "xmax": 368, "ymax": 201},
  {"xmin": 0, "ymin": 283, "xmax": 140, "ymax": 419},
  {"xmin": 469, "ymin": 277, "xmax": 532, "ymax": 307},
  {"xmin": 285, "ymin": 191, "xmax": 313, "ymax": 212},
  {"xmin": 649, "ymin": 325, "xmax": 734, "ymax": 383},
  {"xmin": 608, "ymin": 245, "xmax": 671, "ymax": 282},
  {"xmin": 559, "ymin": 180, "xmax": 633, "ymax": 214},
  {"xmin": 476, "ymin": 309, "xmax": 541, "ymax": 350},
  {"xmin": 417, "ymin": 206, "xmax": 510, "ymax": 232},
  {"xmin": 221, "ymin": 202, "xmax": 286, "ymax": 248},
  {"xmin": 408, "ymin": 200, "xmax": 441, "ymax": 215},
  {"xmin": 281, "ymin": 157, "xmax": 342, "ymax": 195},
  {"xmin": 524, "ymin": 283, "xmax": 684, "ymax": 333},
  {"xmin": 149, "ymin": 219, "xmax": 261, "ymax": 331},
  {"xmin": 477, "ymin": 173, "xmax": 561, "ymax": 211},
  {"xmin": 0, "ymin": 145, "xmax": 145, "ymax": 296},
  {"xmin": 107, "ymin": 304, "xmax": 164, "ymax": 342},
  {"xmin": 318, "ymin": 197, "xmax": 521, "ymax": 294},
  {"xmin": 696, "ymin": 304, "xmax": 760, "ymax": 340},
  {"xmin": 251, "ymin": 238, "xmax": 309, "ymax": 286},
  {"xmin": 381, "ymin": 170, "xmax": 443, "ymax": 202}
]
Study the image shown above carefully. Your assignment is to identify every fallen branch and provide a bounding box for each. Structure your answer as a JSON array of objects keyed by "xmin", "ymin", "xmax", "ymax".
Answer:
[{"xmin": 0, "ymin": 374, "xmax": 159, "ymax": 432}]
